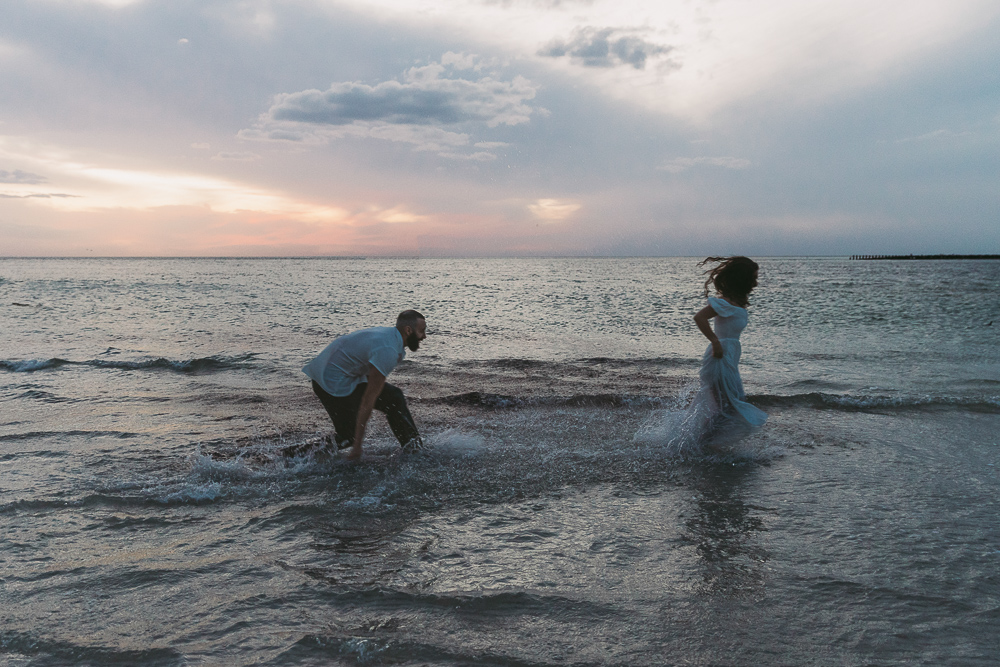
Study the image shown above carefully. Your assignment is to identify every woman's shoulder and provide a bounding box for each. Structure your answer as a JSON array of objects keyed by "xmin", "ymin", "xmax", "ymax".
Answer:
[{"xmin": 708, "ymin": 295, "xmax": 746, "ymax": 315}]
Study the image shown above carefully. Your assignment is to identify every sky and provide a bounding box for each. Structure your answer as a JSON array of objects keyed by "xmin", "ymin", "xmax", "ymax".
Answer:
[{"xmin": 1, "ymin": 0, "xmax": 999, "ymax": 256}]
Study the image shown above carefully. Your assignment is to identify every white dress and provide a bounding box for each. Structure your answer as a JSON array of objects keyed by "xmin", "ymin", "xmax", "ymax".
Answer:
[
  {"xmin": 696, "ymin": 296, "xmax": 767, "ymax": 427},
  {"xmin": 633, "ymin": 296, "xmax": 767, "ymax": 453}
]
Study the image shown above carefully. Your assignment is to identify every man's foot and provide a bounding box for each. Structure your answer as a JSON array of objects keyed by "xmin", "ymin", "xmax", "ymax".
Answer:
[{"xmin": 401, "ymin": 436, "xmax": 425, "ymax": 452}]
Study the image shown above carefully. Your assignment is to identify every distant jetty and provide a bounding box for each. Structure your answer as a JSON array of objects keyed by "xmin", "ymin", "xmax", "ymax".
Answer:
[{"xmin": 851, "ymin": 254, "xmax": 1000, "ymax": 260}]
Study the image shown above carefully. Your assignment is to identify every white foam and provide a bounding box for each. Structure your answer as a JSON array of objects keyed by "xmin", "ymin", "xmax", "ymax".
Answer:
[
  {"xmin": 188, "ymin": 450, "xmax": 259, "ymax": 480},
  {"xmin": 633, "ymin": 404, "xmax": 783, "ymax": 463},
  {"xmin": 340, "ymin": 637, "xmax": 389, "ymax": 663},
  {"xmin": 426, "ymin": 428, "xmax": 487, "ymax": 457},
  {"xmin": 4, "ymin": 358, "xmax": 58, "ymax": 372},
  {"xmin": 159, "ymin": 481, "xmax": 224, "ymax": 504},
  {"xmin": 119, "ymin": 442, "xmax": 319, "ymax": 504},
  {"xmin": 633, "ymin": 404, "xmax": 708, "ymax": 458},
  {"xmin": 342, "ymin": 481, "xmax": 397, "ymax": 509}
]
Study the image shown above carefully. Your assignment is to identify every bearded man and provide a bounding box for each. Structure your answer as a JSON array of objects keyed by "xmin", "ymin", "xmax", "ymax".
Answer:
[{"xmin": 300, "ymin": 309, "xmax": 427, "ymax": 460}]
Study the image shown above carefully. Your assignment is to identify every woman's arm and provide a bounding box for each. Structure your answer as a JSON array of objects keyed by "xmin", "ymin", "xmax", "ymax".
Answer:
[{"xmin": 694, "ymin": 305, "xmax": 724, "ymax": 358}]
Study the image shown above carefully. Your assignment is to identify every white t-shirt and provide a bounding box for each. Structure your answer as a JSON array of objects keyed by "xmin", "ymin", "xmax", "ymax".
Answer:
[{"xmin": 302, "ymin": 327, "xmax": 406, "ymax": 397}]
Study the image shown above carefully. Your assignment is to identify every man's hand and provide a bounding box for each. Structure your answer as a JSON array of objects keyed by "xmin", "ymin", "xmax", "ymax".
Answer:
[{"xmin": 344, "ymin": 366, "xmax": 386, "ymax": 461}]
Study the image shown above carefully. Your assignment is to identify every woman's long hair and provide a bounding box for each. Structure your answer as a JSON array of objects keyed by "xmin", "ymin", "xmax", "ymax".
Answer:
[{"xmin": 699, "ymin": 256, "xmax": 759, "ymax": 307}]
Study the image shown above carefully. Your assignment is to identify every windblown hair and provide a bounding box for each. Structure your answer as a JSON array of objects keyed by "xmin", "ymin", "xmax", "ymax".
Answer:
[
  {"xmin": 396, "ymin": 309, "xmax": 425, "ymax": 329},
  {"xmin": 699, "ymin": 256, "xmax": 759, "ymax": 307}
]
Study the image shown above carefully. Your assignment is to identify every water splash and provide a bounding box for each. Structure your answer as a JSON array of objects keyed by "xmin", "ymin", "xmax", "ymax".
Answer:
[
  {"xmin": 425, "ymin": 428, "xmax": 487, "ymax": 457},
  {"xmin": 633, "ymin": 384, "xmax": 780, "ymax": 462}
]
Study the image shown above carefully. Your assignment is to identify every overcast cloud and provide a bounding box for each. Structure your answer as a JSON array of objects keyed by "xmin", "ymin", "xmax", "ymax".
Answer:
[
  {"xmin": 1, "ymin": 0, "xmax": 998, "ymax": 256},
  {"xmin": 241, "ymin": 57, "xmax": 537, "ymax": 157},
  {"xmin": 658, "ymin": 156, "xmax": 752, "ymax": 174},
  {"xmin": 0, "ymin": 169, "xmax": 47, "ymax": 184},
  {"xmin": 539, "ymin": 28, "xmax": 673, "ymax": 69},
  {"xmin": 268, "ymin": 64, "xmax": 535, "ymax": 127}
]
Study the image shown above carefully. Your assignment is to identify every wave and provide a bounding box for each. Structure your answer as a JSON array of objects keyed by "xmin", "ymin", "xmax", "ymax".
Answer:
[
  {"xmin": 0, "ymin": 353, "xmax": 257, "ymax": 374},
  {"xmin": 0, "ymin": 630, "xmax": 183, "ymax": 665},
  {"xmin": 0, "ymin": 489, "xmax": 226, "ymax": 515},
  {"xmin": 417, "ymin": 386, "xmax": 1000, "ymax": 415},
  {"xmin": 290, "ymin": 586, "xmax": 617, "ymax": 616},
  {"xmin": 0, "ymin": 430, "xmax": 137, "ymax": 443},
  {"xmin": 750, "ymin": 392, "xmax": 1000, "ymax": 413},
  {"xmin": 0, "ymin": 498, "xmax": 79, "ymax": 515},
  {"xmin": 427, "ymin": 391, "xmax": 667, "ymax": 409},
  {"xmin": 453, "ymin": 356, "xmax": 695, "ymax": 371},
  {"xmin": 428, "ymin": 390, "xmax": 999, "ymax": 413},
  {"xmin": 0, "ymin": 358, "xmax": 65, "ymax": 372},
  {"xmin": 11, "ymin": 389, "xmax": 77, "ymax": 403}
]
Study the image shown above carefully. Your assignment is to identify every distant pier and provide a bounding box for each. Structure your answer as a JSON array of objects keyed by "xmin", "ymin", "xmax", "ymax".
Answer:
[{"xmin": 850, "ymin": 254, "xmax": 1000, "ymax": 260}]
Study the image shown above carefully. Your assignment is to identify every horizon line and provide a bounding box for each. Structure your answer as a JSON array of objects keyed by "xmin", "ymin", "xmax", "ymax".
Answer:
[{"xmin": 0, "ymin": 254, "xmax": 930, "ymax": 260}]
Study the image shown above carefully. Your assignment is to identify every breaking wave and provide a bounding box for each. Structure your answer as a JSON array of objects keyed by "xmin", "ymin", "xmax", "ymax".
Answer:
[
  {"xmin": 454, "ymin": 356, "xmax": 696, "ymax": 370},
  {"xmin": 750, "ymin": 392, "xmax": 1000, "ymax": 413},
  {"xmin": 425, "ymin": 390, "xmax": 999, "ymax": 414},
  {"xmin": 0, "ymin": 354, "xmax": 258, "ymax": 374},
  {"xmin": 428, "ymin": 391, "xmax": 667, "ymax": 409}
]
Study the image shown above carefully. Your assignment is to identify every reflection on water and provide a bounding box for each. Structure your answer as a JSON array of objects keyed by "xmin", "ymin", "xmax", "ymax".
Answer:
[
  {"xmin": 283, "ymin": 514, "xmax": 418, "ymax": 590},
  {"xmin": 683, "ymin": 464, "xmax": 768, "ymax": 598}
]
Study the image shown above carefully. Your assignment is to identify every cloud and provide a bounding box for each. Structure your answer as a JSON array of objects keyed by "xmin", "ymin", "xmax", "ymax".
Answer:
[
  {"xmin": 239, "ymin": 55, "xmax": 537, "ymax": 158},
  {"xmin": 240, "ymin": 121, "xmax": 469, "ymax": 153},
  {"xmin": 374, "ymin": 206, "xmax": 430, "ymax": 224},
  {"xmin": 364, "ymin": 124, "xmax": 471, "ymax": 151},
  {"xmin": 212, "ymin": 151, "xmax": 261, "ymax": 161},
  {"xmin": 0, "ymin": 140, "xmax": 340, "ymax": 217},
  {"xmin": 0, "ymin": 192, "xmax": 78, "ymax": 199},
  {"xmin": 539, "ymin": 27, "xmax": 672, "ymax": 70},
  {"xmin": 244, "ymin": 122, "xmax": 474, "ymax": 154},
  {"xmin": 440, "ymin": 51, "xmax": 480, "ymax": 71},
  {"xmin": 481, "ymin": 0, "xmax": 592, "ymax": 7},
  {"xmin": 290, "ymin": 69, "xmax": 530, "ymax": 125},
  {"xmin": 252, "ymin": 60, "xmax": 535, "ymax": 128},
  {"xmin": 894, "ymin": 129, "xmax": 973, "ymax": 143},
  {"xmin": 84, "ymin": 0, "xmax": 141, "ymax": 6},
  {"xmin": 658, "ymin": 156, "xmax": 752, "ymax": 174},
  {"xmin": 0, "ymin": 203, "xmax": 439, "ymax": 257},
  {"xmin": 0, "ymin": 169, "xmax": 47, "ymax": 184},
  {"xmin": 437, "ymin": 151, "xmax": 498, "ymax": 161},
  {"xmin": 4, "ymin": 0, "xmax": 999, "ymax": 257},
  {"xmin": 527, "ymin": 198, "xmax": 581, "ymax": 221}
]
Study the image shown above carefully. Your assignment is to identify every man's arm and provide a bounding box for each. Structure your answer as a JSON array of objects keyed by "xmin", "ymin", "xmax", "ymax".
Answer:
[{"xmin": 346, "ymin": 366, "xmax": 386, "ymax": 460}]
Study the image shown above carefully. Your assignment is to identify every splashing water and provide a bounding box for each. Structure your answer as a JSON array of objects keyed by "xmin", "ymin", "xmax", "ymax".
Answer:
[
  {"xmin": 632, "ymin": 383, "xmax": 781, "ymax": 462},
  {"xmin": 425, "ymin": 428, "xmax": 487, "ymax": 457}
]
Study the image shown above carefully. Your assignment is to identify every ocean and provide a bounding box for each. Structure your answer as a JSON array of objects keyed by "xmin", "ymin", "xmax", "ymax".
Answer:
[{"xmin": 1, "ymin": 257, "xmax": 998, "ymax": 666}]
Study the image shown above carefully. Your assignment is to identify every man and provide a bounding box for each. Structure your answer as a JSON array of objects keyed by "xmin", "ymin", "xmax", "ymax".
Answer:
[{"xmin": 301, "ymin": 309, "xmax": 427, "ymax": 460}]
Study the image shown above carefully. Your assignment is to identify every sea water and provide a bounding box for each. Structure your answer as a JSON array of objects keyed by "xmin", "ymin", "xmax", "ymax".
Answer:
[{"xmin": 1, "ymin": 257, "xmax": 998, "ymax": 665}]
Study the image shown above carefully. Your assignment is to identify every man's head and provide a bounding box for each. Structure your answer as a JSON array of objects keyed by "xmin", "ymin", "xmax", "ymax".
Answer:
[{"xmin": 396, "ymin": 309, "xmax": 426, "ymax": 352}]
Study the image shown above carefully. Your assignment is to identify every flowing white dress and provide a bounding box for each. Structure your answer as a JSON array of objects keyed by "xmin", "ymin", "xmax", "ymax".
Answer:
[
  {"xmin": 633, "ymin": 296, "xmax": 767, "ymax": 453},
  {"xmin": 696, "ymin": 296, "xmax": 767, "ymax": 427}
]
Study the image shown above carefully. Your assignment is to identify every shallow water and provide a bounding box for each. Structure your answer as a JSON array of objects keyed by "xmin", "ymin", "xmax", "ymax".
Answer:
[{"xmin": 1, "ymin": 257, "xmax": 999, "ymax": 665}]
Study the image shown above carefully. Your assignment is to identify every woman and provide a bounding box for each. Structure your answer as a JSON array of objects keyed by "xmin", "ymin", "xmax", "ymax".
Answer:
[{"xmin": 691, "ymin": 256, "xmax": 767, "ymax": 430}]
